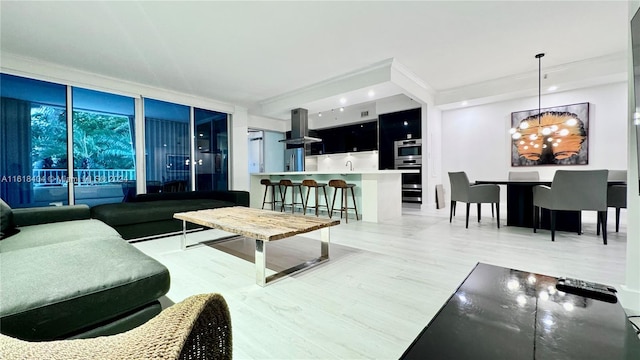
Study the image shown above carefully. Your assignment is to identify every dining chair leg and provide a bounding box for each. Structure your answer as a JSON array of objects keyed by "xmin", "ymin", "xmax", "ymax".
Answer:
[
  {"xmin": 550, "ymin": 210, "xmax": 556, "ymax": 242},
  {"xmin": 465, "ymin": 203, "xmax": 471, "ymax": 228},
  {"xmin": 477, "ymin": 203, "xmax": 481, "ymax": 223},
  {"xmin": 491, "ymin": 203, "xmax": 495, "ymax": 218},
  {"xmin": 495, "ymin": 203, "xmax": 500, "ymax": 229},
  {"xmin": 615, "ymin": 208, "xmax": 621, "ymax": 232},
  {"xmin": 599, "ymin": 211, "xmax": 608, "ymax": 245},
  {"xmin": 577, "ymin": 212, "xmax": 582, "ymax": 235},
  {"xmin": 596, "ymin": 213, "xmax": 601, "ymax": 235},
  {"xmin": 533, "ymin": 206, "xmax": 538, "ymax": 233},
  {"xmin": 450, "ymin": 201, "xmax": 455, "ymax": 222}
]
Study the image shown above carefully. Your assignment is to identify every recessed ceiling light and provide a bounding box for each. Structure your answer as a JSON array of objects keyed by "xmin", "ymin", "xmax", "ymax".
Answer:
[
  {"xmin": 462, "ymin": 101, "xmax": 468, "ymax": 106},
  {"xmin": 548, "ymin": 86, "xmax": 558, "ymax": 91},
  {"xmin": 339, "ymin": 97, "xmax": 347, "ymax": 104},
  {"xmin": 318, "ymin": 112, "xmax": 322, "ymax": 117},
  {"xmin": 368, "ymin": 90, "xmax": 375, "ymax": 97},
  {"xmin": 340, "ymin": 107, "xmax": 344, "ymax": 112}
]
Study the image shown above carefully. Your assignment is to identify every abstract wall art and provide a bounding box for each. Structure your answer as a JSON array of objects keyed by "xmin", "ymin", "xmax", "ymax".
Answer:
[{"xmin": 510, "ymin": 102, "xmax": 589, "ymax": 166}]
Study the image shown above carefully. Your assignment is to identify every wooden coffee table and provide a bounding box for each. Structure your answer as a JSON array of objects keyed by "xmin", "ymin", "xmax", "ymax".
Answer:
[{"xmin": 174, "ymin": 206, "xmax": 340, "ymax": 286}]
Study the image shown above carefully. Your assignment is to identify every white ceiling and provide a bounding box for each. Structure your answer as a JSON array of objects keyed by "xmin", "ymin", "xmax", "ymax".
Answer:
[{"xmin": 0, "ymin": 1, "xmax": 629, "ymax": 120}]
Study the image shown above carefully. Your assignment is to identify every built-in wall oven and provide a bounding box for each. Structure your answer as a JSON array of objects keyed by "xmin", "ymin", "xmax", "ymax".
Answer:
[{"xmin": 394, "ymin": 139, "xmax": 422, "ymax": 203}]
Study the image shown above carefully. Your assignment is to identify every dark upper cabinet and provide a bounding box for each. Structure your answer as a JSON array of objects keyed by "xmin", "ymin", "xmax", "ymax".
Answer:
[
  {"xmin": 303, "ymin": 108, "xmax": 420, "ymax": 165},
  {"xmin": 309, "ymin": 120, "xmax": 378, "ymax": 155},
  {"xmin": 378, "ymin": 108, "xmax": 421, "ymax": 169}
]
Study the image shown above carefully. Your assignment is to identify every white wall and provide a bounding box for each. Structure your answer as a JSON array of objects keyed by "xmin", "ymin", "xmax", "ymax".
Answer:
[
  {"xmin": 231, "ymin": 107, "xmax": 249, "ymax": 191},
  {"xmin": 424, "ymin": 104, "xmax": 443, "ymax": 207},
  {"xmin": 441, "ymin": 82, "xmax": 628, "ymax": 202}
]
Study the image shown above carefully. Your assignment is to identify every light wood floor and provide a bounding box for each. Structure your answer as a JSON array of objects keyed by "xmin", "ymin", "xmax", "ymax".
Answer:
[{"xmin": 134, "ymin": 205, "xmax": 630, "ymax": 359}]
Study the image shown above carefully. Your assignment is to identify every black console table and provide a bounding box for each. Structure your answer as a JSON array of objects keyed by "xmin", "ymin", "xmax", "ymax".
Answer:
[{"xmin": 401, "ymin": 263, "xmax": 640, "ymax": 359}]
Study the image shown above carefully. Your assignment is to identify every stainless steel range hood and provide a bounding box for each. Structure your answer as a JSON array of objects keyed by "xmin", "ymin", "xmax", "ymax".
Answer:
[{"xmin": 279, "ymin": 108, "xmax": 322, "ymax": 144}]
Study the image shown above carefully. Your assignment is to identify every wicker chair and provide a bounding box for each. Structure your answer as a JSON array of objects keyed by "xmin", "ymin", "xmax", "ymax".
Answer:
[{"xmin": 0, "ymin": 293, "xmax": 232, "ymax": 360}]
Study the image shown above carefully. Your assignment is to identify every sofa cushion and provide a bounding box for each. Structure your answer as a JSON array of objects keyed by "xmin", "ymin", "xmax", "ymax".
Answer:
[
  {"xmin": 1, "ymin": 199, "xmax": 15, "ymax": 235},
  {"xmin": 0, "ymin": 219, "xmax": 120, "ymax": 252},
  {"xmin": 91, "ymin": 199, "xmax": 235, "ymax": 227},
  {"xmin": 0, "ymin": 236, "xmax": 170, "ymax": 340}
]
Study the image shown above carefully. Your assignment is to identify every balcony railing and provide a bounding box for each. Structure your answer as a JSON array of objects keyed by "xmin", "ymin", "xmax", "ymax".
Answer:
[{"xmin": 32, "ymin": 169, "xmax": 135, "ymax": 186}]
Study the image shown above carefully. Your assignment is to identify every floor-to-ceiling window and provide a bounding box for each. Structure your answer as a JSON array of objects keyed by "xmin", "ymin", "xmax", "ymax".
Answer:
[
  {"xmin": 144, "ymin": 98, "xmax": 190, "ymax": 194},
  {"xmin": 1, "ymin": 74, "xmax": 67, "ymax": 208},
  {"xmin": 72, "ymin": 87, "xmax": 135, "ymax": 206},
  {"xmin": 194, "ymin": 108, "xmax": 228, "ymax": 191},
  {"xmin": 2, "ymin": 73, "xmax": 230, "ymax": 206}
]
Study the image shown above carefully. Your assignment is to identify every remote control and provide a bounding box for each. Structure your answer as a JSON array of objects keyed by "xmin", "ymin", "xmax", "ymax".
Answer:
[{"xmin": 555, "ymin": 277, "xmax": 618, "ymax": 303}]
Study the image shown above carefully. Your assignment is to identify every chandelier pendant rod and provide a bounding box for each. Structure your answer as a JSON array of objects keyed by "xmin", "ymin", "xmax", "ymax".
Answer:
[{"xmin": 536, "ymin": 53, "xmax": 545, "ymax": 128}]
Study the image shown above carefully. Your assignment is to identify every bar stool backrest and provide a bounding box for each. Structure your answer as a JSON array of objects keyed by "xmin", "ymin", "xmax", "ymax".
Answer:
[
  {"xmin": 279, "ymin": 179, "xmax": 293, "ymax": 186},
  {"xmin": 260, "ymin": 179, "xmax": 273, "ymax": 186}
]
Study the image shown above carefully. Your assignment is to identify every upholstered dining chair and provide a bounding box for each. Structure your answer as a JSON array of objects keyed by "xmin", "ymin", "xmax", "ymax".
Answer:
[
  {"xmin": 448, "ymin": 171, "xmax": 500, "ymax": 229},
  {"xmin": 508, "ymin": 171, "xmax": 540, "ymax": 180},
  {"xmin": 0, "ymin": 293, "xmax": 232, "ymax": 360},
  {"xmin": 598, "ymin": 170, "xmax": 627, "ymax": 233},
  {"xmin": 533, "ymin": 169, "xmax": 608, "ymax": 244}
]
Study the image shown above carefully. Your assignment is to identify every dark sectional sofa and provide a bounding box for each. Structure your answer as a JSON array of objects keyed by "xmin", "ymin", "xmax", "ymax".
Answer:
[
  {"xmin": 0, "ymin": 190, "xmax": 249, "ymax": 341},
  {"xmin": 0, "ymin": 203, "xmax": 170, "ymax": 341},
  {"xmin": 91, "ymin": 190, "xmax": 250, "ymax": 240}
]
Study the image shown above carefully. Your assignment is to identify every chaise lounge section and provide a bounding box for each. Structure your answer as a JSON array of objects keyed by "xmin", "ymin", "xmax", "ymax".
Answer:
[{"xmin": 0, "ymin": 202, "xmax": 170, "ymax": 341}]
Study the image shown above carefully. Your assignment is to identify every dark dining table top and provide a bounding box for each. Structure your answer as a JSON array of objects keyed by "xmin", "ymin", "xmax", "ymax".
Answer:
[
  {"xmin": 400, "ymin": 263, "xmax": 640, "ymax": 360},
  {"xmin": 475, "ymin": 179, "xmax": 626, "ymax": 186}
]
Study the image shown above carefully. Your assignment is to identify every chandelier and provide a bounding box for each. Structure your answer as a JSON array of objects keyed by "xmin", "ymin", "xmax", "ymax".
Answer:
[{"xmin": 510, "ymin": 53, "xmax": 586, "ymax": 162}]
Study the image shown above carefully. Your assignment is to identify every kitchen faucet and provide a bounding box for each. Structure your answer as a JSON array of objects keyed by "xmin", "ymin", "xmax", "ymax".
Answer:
[{"xmin": 345, "ymin": 160, "xmax": 353, "ymax": 171}]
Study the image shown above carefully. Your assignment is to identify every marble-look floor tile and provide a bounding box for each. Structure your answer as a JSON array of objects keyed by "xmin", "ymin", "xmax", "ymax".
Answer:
[{"xmin": 134, "ymin": 206, "xmax": 630, "ymax": 359}]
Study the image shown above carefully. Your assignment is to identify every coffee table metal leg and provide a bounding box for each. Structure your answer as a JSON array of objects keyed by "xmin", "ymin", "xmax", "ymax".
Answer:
[
  {"xmin": 181, "ymin": 220, "xmax": 187, "ymax": 250},
  {"xmin": 255, "ymin": 227, "xmax": 331, "ymax": 287},
  {"xmin": 256, "ymin": 239, "xmax": 267, "ymax": 286},
  {"xmin": 320, "ymin": 227, "xmax": 329, "ymax": 259}
]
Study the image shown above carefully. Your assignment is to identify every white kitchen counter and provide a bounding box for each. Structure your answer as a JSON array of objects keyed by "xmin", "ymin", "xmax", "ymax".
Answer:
[
  {"xmin": 250, "ymin": 170, "xmax": 416, "ymax": 222},
  {"xmin": 251, "ymin": 170, "xmax": 418, "ymax": 175}
]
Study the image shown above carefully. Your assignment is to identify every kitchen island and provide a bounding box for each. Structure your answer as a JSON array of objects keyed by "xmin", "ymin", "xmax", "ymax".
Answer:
[{"xmin": 249, "ymin": 170, "xmax": 418, "ymax": 223}]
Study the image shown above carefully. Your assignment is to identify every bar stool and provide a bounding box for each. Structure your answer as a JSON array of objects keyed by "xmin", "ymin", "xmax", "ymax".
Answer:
[
  {"xmin": 260, "ymin": 179, "xmax": 281, "ymax": 211},
  {"xmin": 329, "ymin": 179, "xmax": 359, "ymax": 223},
  {"xmin": 302, "ymin": 179, "xmax": 330, "ymax": 217},
  {"xmin": 279, "ymin": 179, "xmax": 304, "ymax": 213}
]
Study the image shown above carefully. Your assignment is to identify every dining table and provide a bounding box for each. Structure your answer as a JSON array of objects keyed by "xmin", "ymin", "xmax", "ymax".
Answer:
[{"xmin": 474, "ymin": 179, "xmax": 626, "ymax": 232}]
